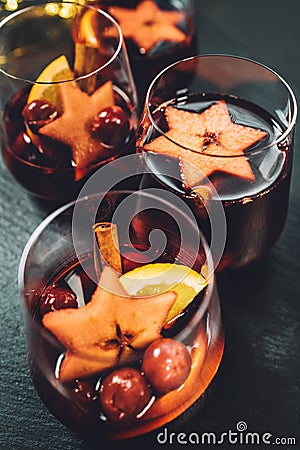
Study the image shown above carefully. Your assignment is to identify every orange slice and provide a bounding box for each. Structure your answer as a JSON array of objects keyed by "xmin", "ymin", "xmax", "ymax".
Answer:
[
  {"xmin": 76, "ymin": 8, "xmax": 99, "ymax": 48},
  {"xmin": 120, "ymin": 263, "xmax": 207, "ymax": 325},
  {"xmin": 27, "ymin": 55, "xmax": 74, "ymax": 114}
]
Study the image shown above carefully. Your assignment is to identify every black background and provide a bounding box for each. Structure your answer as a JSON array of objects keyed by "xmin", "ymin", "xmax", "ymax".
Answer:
[{"xmin": 0, "ymin": 1, "xmax": 299, "ymax": 449}]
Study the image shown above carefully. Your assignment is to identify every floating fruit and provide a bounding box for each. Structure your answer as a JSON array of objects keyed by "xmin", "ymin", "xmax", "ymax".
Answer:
[
  {"xmin": 23, "ymin": 99, "xmax": 59, "ymax": 134},
  {"xmin": 42, "ymin": 266, "xmax": 176, "ymax": 381},
  {"xmin": 40, "ymin": 286, "xmax": 78, "ymax": 316},
  {"xmin": 39, "ymin": 80, "xmax": 115, "ymax": 179},
  {"xmin": 120, "ymin": 263, "xmax": 207, "ymax": 325},
  {"xmin": 76, "ymin": 8, "xmax": 99, "ymax": 48},
  {"xmin": 27, "ymin": 54, "xmax": 74, "ymax": 114},
  {"xmin": 144, "ymin": 101, "xmax": 268, "ymax": 186},
  {"xmin": 99, "ymin": 367, "xmax": 151, "ymax": 422},
  {"xmin": 142, "ymin": 338, "xmax": 192, "ymax": 394},
  {"xmin": 108, "ymin": 0, "xmax": 186, "ymax": 54},
  {"xmin": 91, "ymin": 105, "xmax": 131, "ymax": 147}
]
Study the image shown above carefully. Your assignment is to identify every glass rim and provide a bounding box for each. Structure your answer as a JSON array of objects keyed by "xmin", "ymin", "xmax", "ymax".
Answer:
[
  {"xmin": 18, "ymin": 190, "xmax": 216, "ymax": 343},
  {"xmin": 0, "ymin": 1, "xmax": 124, "ymax": 84},
  {"xmin": 145, "ymin": 53, "xmax": 298, "ymax": 157}
]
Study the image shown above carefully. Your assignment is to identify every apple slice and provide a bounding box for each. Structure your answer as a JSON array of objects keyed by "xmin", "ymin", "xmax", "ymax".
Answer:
[
  {"xmin": 144, "ymin": 101, "xmax": 268, "ymax": 187},
  {"xmin": 39, "ymin": 80, "xmax": 115, "ymax": 180},
  {"xmin": 42, "ymin": 266, "xmax": 176, "ymax": 381},
  {"xmin": 108, "ymin": 0, "xmax": 186, "ymax": 53}
]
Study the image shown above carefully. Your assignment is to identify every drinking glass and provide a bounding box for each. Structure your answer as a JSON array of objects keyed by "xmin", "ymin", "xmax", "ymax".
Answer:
[
  {"xmin": 19, "ymin": 189, "xmax": 224, "ymax": 440},
  {"xmin": 84, "ymin": 0, "xmax": 197, "ymax": 105},
  {"xmin": 0, "ymin": 1, "xmax": 138, "ymax": 202},
  {"xmin": 137, "ymin": 54, "xmax": 297, "ymax": 270}
]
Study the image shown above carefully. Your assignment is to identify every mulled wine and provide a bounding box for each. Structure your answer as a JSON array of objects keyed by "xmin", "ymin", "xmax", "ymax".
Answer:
[
  {"xmin": 140, "ymin": 94, "xmax": 293, "ymax": 270},
  {"xmin": 83, "ymin": 0, "xmax": 197, "ymax": 105},
  {"xmin": 19, "ymin": 191, "xmax": 224, "ymax": 440},
  {"xmin": 0, "ymin": 2, "xmax": 138, "ymax": 202},
  {"xmin": 2, "ymin": 84, "xmax": 137, "ymax": 202},
  {"xmin": 137, "ymin": 55, "xmax": 297, "ymax": 270}
]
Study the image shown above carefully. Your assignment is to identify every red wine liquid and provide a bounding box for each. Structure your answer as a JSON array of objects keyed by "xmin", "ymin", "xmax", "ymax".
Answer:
[
  {"xmin": 86, "ymin": 0, "xmax": 197, "ymax": 105},
  {"xmin": 27, "ymin": 242, "xmax": 207, "ymax": 439},
  {"xmin": 140, "ymin": 94, "xmax": 293, "ymax": 270},
  {"xmin": 2, "ymin": 86, "xmax": 137, "ymax": 202}
]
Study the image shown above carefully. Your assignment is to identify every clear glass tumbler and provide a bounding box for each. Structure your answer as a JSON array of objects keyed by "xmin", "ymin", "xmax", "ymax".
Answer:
[
  {"xmin": 137, "ymin": 54, "xmax": 297, "ymax": 270},
  {"xmin": 0, "ymin": 1, "xmax": 138, "ymax": 202},
  {"xmin": 84, "ymin": 0, "xmax": 197, "ymax": 105},
  {"xmin": 19, "ymin": 189, "xmax": 224, "ymax": 440}
]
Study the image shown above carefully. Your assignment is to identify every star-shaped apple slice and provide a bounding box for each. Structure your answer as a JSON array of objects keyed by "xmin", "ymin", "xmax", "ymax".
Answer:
[
  {"xmin": 108, "ymin": 0, "xmax": 186, "ymax": 54},
  {"xmin": 42, "ymin": 266, "xmax": 176, "ymax": 382},
  {"xmin": 39, "ymin": 80, "xmax": 115, "ymax": 180},
  {"xmin": 144, "ymin": 101, "xmax": 268, "ymax": 187}
]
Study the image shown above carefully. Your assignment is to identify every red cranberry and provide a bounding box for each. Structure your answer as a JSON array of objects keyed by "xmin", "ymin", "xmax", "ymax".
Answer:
[
  {"xmin": 142, "ymin": 338, "xmax": 192, "ymax": 395},
  {"xmin": 22, "ymin": 99, "xmax": 58, "ymax": 134},
  {"xmin": 91, "ymin": 105, "xmax": 130, "ymax": 147},
  {"xmin": 40, "ymin": 286, "xmax": 78, "ymax": 316},
  {"xmin": 99, "ymin": 367, "xmax": 151, "ymax": 422}
]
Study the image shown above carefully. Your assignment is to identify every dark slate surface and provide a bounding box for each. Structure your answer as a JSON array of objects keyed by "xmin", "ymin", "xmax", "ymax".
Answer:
[{"xmin": 0, "ymin": 1, "xmax": 299, "ymax": 449}]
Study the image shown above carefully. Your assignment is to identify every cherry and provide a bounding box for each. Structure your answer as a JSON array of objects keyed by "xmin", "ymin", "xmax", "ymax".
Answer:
[
  {"xmin": 99, "ymin": 367, "xmax": 151, "ymax": 422},
  {"xmin": 22, "ymin": 99, "xmax": 58, "ymax": 134},
  {"xmin": 91, "ymin": 105, "xmax": 130, "ymax": 147},
  {"xmin": 142, "ymin": 338, "xmax": 192, "ymax": 395},
  {"xmin": 40, "ymin": 286, "xmax": 78, "ymax": 316}
]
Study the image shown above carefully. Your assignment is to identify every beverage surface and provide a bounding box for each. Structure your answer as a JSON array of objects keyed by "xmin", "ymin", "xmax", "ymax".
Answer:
[
  {"xmin": 84, "ymin": 0, "xmax": 197, "ymax": 103},
  {"xmin": 107, "ymin": 0, "xmax": 193, "ymax": 55},
  {"xmin": 34, "ymin": 253, "xmax": 207, "ymax": 428},
  {"xmin": 141, "ymin": 94, "xmax": 287, "ymax": 201},
  {"xmin": 4, "ymin": 84, "xmax": 135, "ymax": 171},
  {"xmin": 2, "ymin": 75, "xmax": 136, "ymax": 200}
]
